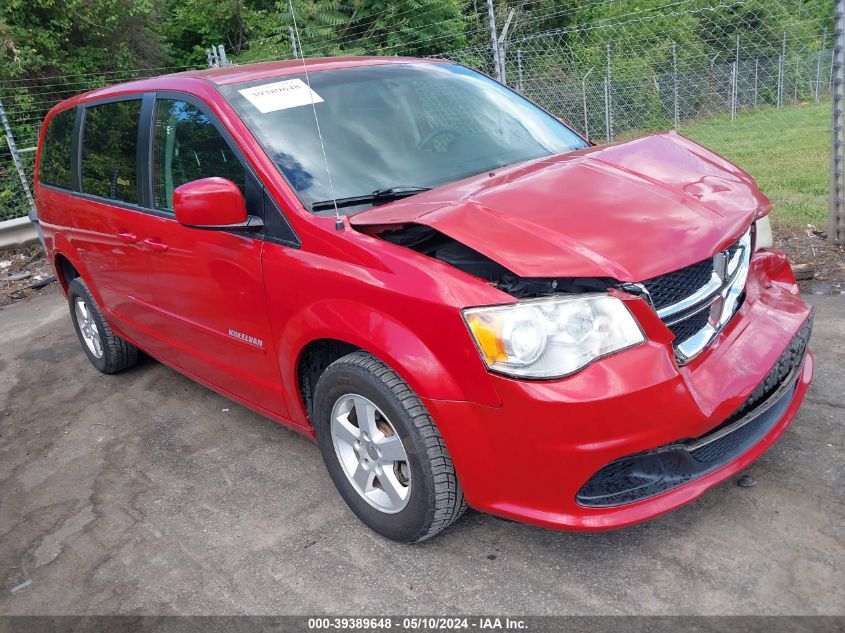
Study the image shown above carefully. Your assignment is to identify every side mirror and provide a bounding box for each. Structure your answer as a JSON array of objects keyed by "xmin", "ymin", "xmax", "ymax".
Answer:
[{"xmin": 173, "ymin": 177, "xmax": 263, "ymax": 231}]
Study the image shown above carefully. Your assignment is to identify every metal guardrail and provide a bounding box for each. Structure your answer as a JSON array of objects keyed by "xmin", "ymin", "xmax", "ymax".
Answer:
[{"xmin": 0, "ymin": 216, "xmax": 39, "ymax": 250}]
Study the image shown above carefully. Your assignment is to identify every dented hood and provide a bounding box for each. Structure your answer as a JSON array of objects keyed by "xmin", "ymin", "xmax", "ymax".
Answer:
[{"xmin": 350, "ymin": 132, "xmax": 769, "ymax": 281}]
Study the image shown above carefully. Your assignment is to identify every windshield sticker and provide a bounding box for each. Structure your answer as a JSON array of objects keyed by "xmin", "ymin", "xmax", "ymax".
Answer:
[{"xmin": 238, "ymin": 79, "xmax": 324, "ymax": 113}]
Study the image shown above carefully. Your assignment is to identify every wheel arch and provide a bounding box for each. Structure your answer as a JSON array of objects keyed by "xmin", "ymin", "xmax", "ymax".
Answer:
[
  {"xmin": 282, "ymin": 299, "xmax": 501, "ymax": 428},
  {"xmin": 50, "ymin": 233, "xmax": 93, "ymax": 298},
  {"xmin": 296, "ymin": 338, "xmax": 361, "ymax": 424},
  {"xmin": 53, "ymin": 252, "xmax": 80, "ymax": 293}
]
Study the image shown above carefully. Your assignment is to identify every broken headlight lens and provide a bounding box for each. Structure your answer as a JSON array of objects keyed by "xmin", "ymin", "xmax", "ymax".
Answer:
[{"xmin": 463, "ymin": 295, "xmax": 645, "ymax": 379}]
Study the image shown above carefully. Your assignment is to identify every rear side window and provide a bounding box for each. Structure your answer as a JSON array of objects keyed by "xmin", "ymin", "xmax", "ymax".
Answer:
[
  {"xmin": 39, "ymin": 108, "xmax": 76, "ymax": 188},
  {"xmin": 81, "ymin": 100, "xmax": 142, "ymax": 204},
  {"xmin": 152, "ymin": 99, "xmax": 246, "ymax": 212}
]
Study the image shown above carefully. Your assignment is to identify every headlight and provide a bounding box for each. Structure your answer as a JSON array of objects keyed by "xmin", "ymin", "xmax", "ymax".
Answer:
[{"xmin": 463, "ymin": 295, "xmax": 645, "ymax": 379}]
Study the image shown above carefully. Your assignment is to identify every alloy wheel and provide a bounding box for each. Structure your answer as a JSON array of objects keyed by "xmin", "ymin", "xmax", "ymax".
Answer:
[
  {"xmin": 330, "ymin": 393, "xmax": 411, "ymax": 513},
  {"xmin": 74, "ymin": 297, "xmax": 104, "ymax": 359}
]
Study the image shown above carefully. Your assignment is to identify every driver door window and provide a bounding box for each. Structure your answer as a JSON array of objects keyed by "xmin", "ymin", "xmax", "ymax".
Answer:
[{"xmin": 152, "ymin": 98, "xmax": 247, "ymax": 212}]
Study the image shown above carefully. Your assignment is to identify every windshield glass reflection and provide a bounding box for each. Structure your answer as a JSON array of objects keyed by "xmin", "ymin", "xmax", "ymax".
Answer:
[{"xmin": 221, "ymin": 62, "xmax": 588, "ymax": 214}]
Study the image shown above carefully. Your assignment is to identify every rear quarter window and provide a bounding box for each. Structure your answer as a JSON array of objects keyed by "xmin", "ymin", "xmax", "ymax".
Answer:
[
  {"xmin": 39, "ymin": 108, "xmax": 76, "ymax": 189},
  {"xmin": 81, "ymin": 99, "xmax": 142, "ymax": 204}
]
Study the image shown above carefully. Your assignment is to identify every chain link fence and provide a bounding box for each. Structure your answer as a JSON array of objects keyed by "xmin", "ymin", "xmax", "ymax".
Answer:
[
  {"xmin": 0, "ymin": 0, "xmax": 841, "ymax": 242},
  {"xmin": 438, "ymin": 2, "xmax": 834, "ymax": 142},
  {"xmin": 0, "ymin": 67, "xmax": 191, "ymax": 222},
  {"xmin": 0, "ymin": 146, "xmax": 33, "ymax": 223}
]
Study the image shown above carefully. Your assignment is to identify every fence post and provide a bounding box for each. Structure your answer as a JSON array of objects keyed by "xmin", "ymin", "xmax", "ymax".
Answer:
[
  {"xmin": 731, "ymin": 61, "xmax": 738, "ymax": 121},
  {"xmin": 735, "ymin": 35, "xmax": 740, "ymax": 113},
  {"xmin": 499, "ymin": 42, "xmax": 506, "ymax": 84},
  {"xmin": 582, "ymin": 68, "xmax": 594, "ymax": 142},
  {"xmin": 672, "ymin": 42, "xmax": 679, "ymax": 129},
  {"xmin": 605, "ymin": 44, "xmax": 613, "ymax": 142},
  {"xmin": 0, "ymin": 98, "xmax": 38, "ymax": 220},
  {"xmin": 517, "ymin": 49, "xmax": 524, "ymax": 93},
  {"xmin": 817, "ymin": 29, "xmax": 825, "ymax": 101},
  {"xmin": 289, "ymin": 25, "xmax": 299, "ymax": 58},
  {"xmin": 485, "ymin": 0, "xmax": 501, "ymax": 82},
  {"xmin": 497, "ymin": 8, "xmax": 516, "ymax": 86},
  {"xmin": 218, "ymin": 45, "xmax": 230, "ymax": 67},
  {"xmin": 778, "ymin": 32, "xmax": 787, "ymax": 108},
  {"xmin": 754, "ymin": 58, "xmax": 759, "ymax": 107},
  {"xmin": 829, "ymin": 0, "xmax": 844, "ymax": 246}
]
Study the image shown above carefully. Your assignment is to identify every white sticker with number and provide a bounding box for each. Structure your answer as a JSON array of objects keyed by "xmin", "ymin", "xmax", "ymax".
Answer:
[{"xmin": 238, "ymin": 78, "xmax": 324, "ymax": 113}]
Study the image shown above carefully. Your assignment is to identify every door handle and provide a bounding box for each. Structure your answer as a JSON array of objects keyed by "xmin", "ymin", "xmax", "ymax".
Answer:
[
  {"xmin": 116, "ymin": 231, "xmax": 138, "ymax": 243},
  {"xmin": 143, "ymin": 238, "xmax": 169, "ymax": 252}
]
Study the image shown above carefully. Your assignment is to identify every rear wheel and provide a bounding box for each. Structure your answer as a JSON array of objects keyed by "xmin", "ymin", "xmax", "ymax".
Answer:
[
  {"xmin": 313, "ymin": 351, "xmax": 467, "ymax": 542},
  {"xmin": 67, "ymin": 278, "xmax": 139, "ymax": 374}
]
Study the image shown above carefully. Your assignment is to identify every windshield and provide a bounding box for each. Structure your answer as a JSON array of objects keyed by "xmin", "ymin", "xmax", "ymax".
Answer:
[{"xmin": 220, "ymin": 62, "xmax": 588, "ymax": 215}]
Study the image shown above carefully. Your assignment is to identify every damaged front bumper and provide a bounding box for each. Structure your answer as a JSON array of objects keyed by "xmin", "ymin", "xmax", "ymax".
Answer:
[
  {"xmin": 576, "ymin": 314, "xmax": 811, "ymax": 508},
  {"xmin": 423, "ymin": 249, "xmax": 814, "ymax": 531}
]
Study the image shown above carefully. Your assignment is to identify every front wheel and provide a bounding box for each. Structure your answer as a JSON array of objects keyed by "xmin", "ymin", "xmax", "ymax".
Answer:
[{"xmin": 313, "ymin": 351, "xmax": 467, "ymax": 542}]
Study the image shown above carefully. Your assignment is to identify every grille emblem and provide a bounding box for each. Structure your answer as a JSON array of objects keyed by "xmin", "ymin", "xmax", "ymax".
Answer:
[
  {"xmin": 637, "ymin": 229, "xmax": 752, "ymax": 363},
  {"xmin": 713, "ymin": 251, "xmax": 728, "ymax": 282},
  {"xmin": 708, "ymin": 296, "xmax": 724, "ymax": 327}
]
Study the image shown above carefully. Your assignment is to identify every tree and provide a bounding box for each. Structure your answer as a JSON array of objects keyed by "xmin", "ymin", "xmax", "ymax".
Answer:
[
  {"xmin": 0, "ymin": 0, "xmax": 167, "ymax": 81},
  {"xmin": 164, "ymin": 0, "xmax": 277, "ymax": 65}
]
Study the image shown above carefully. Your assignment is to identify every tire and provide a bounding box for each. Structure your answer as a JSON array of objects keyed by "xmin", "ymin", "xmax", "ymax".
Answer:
[
  {"xmin": 67, "ymin": 277, "xmax": 139, "ymax": 374},
  {"xmin": 313, "ymin": 351, "xmax": 467, "ymax": 542}
]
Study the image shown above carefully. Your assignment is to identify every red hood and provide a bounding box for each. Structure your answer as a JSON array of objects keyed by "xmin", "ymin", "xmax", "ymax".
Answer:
[{"xmin": 350, "ymin": 132, "xmax": 770, "ymax": 281}]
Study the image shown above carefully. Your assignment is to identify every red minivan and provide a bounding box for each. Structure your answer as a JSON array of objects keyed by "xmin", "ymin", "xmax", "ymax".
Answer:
[{"xmin": 35, "ymin": 57, "xmax": 813, "ymax": 542}]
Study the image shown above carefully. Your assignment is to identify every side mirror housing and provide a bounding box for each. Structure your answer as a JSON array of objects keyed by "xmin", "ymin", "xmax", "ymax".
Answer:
[{"xmin": 173, "ymin": 177, "xmax": 262, "ymax": 231}]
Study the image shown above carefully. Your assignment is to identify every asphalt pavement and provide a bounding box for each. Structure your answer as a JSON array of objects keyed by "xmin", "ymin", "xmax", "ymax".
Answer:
[{"xmin": 1, "ymin": 286, "xmax": 843, "ymax": 615}]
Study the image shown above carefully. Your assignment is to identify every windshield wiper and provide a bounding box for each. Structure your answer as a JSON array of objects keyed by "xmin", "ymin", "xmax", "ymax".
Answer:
[{"xmin": 311, "ymin": 186, "xmax": 431, "ymax": 212}]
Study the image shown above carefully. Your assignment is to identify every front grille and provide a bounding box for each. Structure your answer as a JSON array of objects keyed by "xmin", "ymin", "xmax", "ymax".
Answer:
[
  {"xmin": 642, "ymin": 258, "xmax": 714, "ymax": 310},
  {"xmin": 575, "ymin": 315, "xmax": 812, "ymax": 507},
  {"xmin": 667, "ymin": 308, "xmax": 710, "ymax": 345},
  {"xmin": 689, "ymin": 407, "xmax": 774, "ymax": 464},
  {"xmin": 636, "ymin": 230, "xmax": 752, "ymax": 362}
]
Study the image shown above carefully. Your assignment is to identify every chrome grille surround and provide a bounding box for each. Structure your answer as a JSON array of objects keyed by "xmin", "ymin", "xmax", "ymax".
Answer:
[{"xmin": 639, "ymin": 228, "xmax": 752, "ymax": 363}]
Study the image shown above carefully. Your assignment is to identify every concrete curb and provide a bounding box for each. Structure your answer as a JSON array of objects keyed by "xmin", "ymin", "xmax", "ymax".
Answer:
[{"xmin": 0, "ymin": 216, "xmax": 39, "ymax": 250}]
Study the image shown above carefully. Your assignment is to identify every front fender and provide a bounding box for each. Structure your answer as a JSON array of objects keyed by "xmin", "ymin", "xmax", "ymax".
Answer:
[{"xmin": 277, "ymin": 298, "xmax": 502, "ymax": 427}]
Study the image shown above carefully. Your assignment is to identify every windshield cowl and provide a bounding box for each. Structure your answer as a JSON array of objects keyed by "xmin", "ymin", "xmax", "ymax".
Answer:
[{"xmin": 311, "ymin": 186, "xmax": 431, "ymax": 212}]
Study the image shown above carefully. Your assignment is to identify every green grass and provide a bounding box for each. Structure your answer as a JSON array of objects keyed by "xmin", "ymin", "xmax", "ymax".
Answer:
[{"xmin": 680, "ymin": 102, "xmax": 831, "ymax": 230}]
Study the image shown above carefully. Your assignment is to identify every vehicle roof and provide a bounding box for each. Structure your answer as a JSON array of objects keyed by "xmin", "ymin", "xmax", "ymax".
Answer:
[
  {"xmin": 171, "ymin": 56, "xmax": 443, "ymax": 85},
  {"xmin": 51, "ymin": 56, "xmax": 445, "ymax": 112}
]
